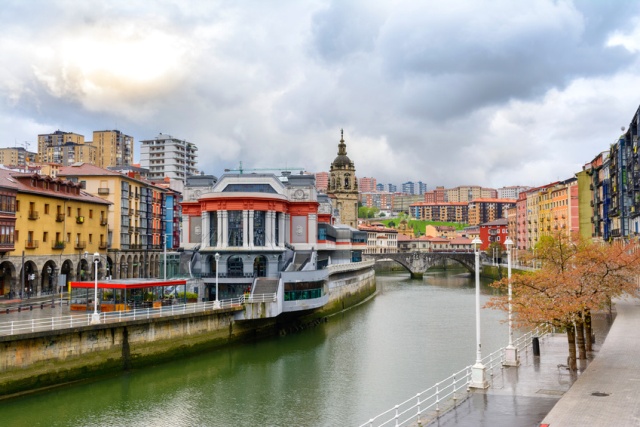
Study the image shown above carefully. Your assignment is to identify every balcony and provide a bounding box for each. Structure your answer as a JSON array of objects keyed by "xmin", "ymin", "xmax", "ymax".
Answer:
[
  {"xmin": 25, "ymin": 240, "xmax": 39, "ymax": 249},
  {"xmin": 99, "ymin": 241, "xmax": 108, "ymax": 250},
  {"xmin": 52, "ymin": 241, "xmax": 66, "ymax": 250},
  {"xmin": 76, "ymin": 216, "xmax": 84, "ymax": 224},
  {"xmin": 100, "ymin": 218, "xmax": 108, "ymax": 226},
  {"xmin": 28, "ymin": 211, "xmax": 39, "ymax": 220},
  {"xmin": 74, "ymin": 241, "xmax": 86, "ymax": 250},
  {"xmin": 56, "ymin": 213, "xmax": 65, "ymax": 222},
  {"xmin": 98, "ymin": 187, "xmax": 110, "ymax": 195}
]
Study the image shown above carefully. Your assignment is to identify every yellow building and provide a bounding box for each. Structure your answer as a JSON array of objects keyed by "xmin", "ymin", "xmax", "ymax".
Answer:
[
  {"xmin": 37, "ymin": 130, "xmax": 87, "ymax": 164},
  {"xmin": 0, "ymin": 169, "xmax": 111, "ymax": 297},
  {"xmin": 58, "ymin": 163, "xmax": 167, "ymax": 280},
  {"xmin": 91, "ymin": 130, "xmax": 134, "ymax": 168},
  {"xmin": 0, "ymin": 147, "xmax": 37, "ymax": 167}
]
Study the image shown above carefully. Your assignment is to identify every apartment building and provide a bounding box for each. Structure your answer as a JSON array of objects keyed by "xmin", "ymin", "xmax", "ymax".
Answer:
[
  {"xmin": 58, "ymin": 163, "xmax": 168, "ymax": 280},
  {"xmin": 467, "ymin": 198, "xmax": 516, "ymax": 226},
  {"xmin": 91, "ymin": 130, "xmax": 134, "ymax": 168},
  {"xmin": 140, "ymin": 133, "xmax": 198, "ymax": 182},
  {"xmin": 0, "ymin": 170, "xmax": 110, "ymax": 297}
]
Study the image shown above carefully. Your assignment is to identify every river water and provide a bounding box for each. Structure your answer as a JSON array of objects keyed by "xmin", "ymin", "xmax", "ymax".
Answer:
[{"xmin": 0, "ymin": 270, "xmax": 509, "ymax": 427}]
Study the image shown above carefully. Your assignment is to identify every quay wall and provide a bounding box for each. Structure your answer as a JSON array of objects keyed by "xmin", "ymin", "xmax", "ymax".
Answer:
[{"xmin": 0, "ymin": 264, "xmax": 376, "ymax": 398}]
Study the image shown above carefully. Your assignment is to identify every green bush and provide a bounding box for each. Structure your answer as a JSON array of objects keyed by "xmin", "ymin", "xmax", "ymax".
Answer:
[{"xmin": 176, "ymin": 291, "xmax": 199, "ymax": 300}]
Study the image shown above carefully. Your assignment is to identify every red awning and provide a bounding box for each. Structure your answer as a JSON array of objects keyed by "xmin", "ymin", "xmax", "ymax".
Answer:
[{"xmin": 70, "ymin": 279, "xmax": 187, "ymax": 290}]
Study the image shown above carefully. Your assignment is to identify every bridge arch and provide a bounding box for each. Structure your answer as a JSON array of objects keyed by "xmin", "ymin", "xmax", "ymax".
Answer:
[{"xmin": 366, "ymin": 252, "xmax": 484, "ymax": 279}]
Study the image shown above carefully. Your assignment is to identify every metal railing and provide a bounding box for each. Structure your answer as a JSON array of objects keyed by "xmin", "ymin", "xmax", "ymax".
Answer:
[
  {"xmin": 0, "ymin": 297, "xmax": 253, "ymax": 336},
  {"xmin": 358, "ymin": 325, "xmax": 551, "ymax": 427}
]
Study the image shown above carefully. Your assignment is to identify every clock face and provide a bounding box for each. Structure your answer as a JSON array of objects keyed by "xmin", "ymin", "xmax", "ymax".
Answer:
[
  {"xmin": 194, "ymin": 190, "xmax": 202, "ymax": 197},
  {"xmin": 294, "ymin": 189, "xmax": 304, "ymax": 199}
]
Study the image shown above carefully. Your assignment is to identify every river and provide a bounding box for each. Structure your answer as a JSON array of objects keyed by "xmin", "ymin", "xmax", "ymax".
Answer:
[{"xmin": 0, "ymin": 269, "xmax": 509, "ymax": 427}]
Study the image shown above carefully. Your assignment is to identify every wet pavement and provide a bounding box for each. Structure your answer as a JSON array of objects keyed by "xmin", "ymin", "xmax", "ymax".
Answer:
[
  {"xmin": 542, "ymin": 297, "xmax": 640, "ymax": 426},
  {"xmin": 426, "ymin": 308, "xmax": 618, "ymax": 427}
]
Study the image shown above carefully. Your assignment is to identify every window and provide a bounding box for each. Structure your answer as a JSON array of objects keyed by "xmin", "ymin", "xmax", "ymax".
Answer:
[
  {"xmin": 77, "ymin": 208, "xmax": 81, "ymax": 217},
  {"xmin": 66, "ymin": 233, "xmax": 71, "ymax": 243},
  {"xmin": 89, "ymin": 234, "xmax": 93, "ymax": 243},
  {"xmin": 228, "ymin": 211, "xmax": 243, "ymax": 247},
  {"xmin": 44, "ymin": 204, "xmax": 49, "ymax": 214},
  {"xmin": 89, "ymin": 209, "xmax": 93, "ymax": 219},
  {"xmin": 67, "ymin": 207, "xmax": 71, "ymax": 217}
]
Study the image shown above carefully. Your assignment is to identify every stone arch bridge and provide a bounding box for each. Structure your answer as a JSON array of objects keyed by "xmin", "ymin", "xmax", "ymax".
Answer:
[{"xmin": 365, "ymin": 251, "xmax": 489, "ymax": 279}]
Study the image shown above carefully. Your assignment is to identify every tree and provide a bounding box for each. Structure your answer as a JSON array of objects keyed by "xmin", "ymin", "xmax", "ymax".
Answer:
[
  {"xmin": 358, "ymin": 206, "xmax": 380, "ymax": 219},
  {"xmin": 487, "ymin": 232, "xmax": 640, "ymax": 370}
]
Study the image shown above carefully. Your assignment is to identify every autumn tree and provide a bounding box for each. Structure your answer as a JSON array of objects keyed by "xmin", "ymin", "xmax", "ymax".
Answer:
[{"xmin": 487, "ymin": 232, "xmax": 640, "ymax": 371}]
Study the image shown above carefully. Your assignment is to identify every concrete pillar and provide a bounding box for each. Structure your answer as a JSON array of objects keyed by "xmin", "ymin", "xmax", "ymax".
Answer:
[
  {"xmin": 242, "ymin": 210, "xmax": 249, "ymax": 248},
  {"xmin": 217, "ymin": 211, "xmax": 222, "ymax": 248},
  {"xmin": 284, "ymin": 214, "xmax": 290, "ymax": 246},
  {"xmin": 249, "ymin": 210, "xmax": 255, "ymax": 248},
  {"xmin": 221, "ymin": 211, "xmax": 228, "ymax": 249},
  {"xmin": 278, "ymin": 212, "xmax": 285, "ymax": 248},
  {"xmin": 308, "ymin": 214, "xmax": 317, "ymax": 246},
  {"xmin": 201, "ymin": 210, "xmax": 209, "ymax": 247}
]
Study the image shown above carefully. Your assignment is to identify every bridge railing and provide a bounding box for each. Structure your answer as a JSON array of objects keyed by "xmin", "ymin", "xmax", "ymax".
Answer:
[
  {"xmin": 358, "ymin": 325, "xmax": 552, "ymax": 427},
  {"xmin": 0, "ymin": 297, "xmax": 247, "ymax": 336}
]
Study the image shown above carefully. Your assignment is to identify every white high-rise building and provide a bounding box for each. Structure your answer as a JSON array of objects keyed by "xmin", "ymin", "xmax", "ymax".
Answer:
[{"xmin": 140, "ymin": 133, "xmax": 198, "ymax": 181}]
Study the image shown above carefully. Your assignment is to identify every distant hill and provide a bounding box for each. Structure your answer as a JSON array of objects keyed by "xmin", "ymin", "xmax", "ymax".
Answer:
[{"xmin": 377, "ymin": 219, "xmax": 468, "ymax": 235}]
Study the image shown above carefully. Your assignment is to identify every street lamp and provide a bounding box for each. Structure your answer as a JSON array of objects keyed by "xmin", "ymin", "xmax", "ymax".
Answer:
[
  {"xmin": 504, "ymin": 237, "xmax": 519, "ymax": 366},
  {"xmin": 470, "ymin": 237, "xmax": 488, "ymax": 389},
  {"xmin": 90, "ymin": 253, "xmax": 100, "ymax": 325},
  {"xmin": 213, "ymin": 253, "xmax": 221, "ymax": 309}
]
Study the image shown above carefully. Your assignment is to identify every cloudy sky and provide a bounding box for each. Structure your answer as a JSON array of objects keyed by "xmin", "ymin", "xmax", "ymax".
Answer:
[{"xmin": 2, "ymin": 0, "xmax": 640, "ymax": 189}]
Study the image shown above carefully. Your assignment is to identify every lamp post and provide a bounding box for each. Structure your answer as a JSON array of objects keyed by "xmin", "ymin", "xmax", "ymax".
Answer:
[
  {"xmin": 470, "ymin": 237, "xmax": 488, "ymax": 389},
  {"xmin": 503, "ymin": 237, "xmax": 519, "ymax": 366},
  {"xmin": 213, "ymin": 253, "xmax": 221, "ymax": 309},
  {"xmin": 90, "ymin": 252, "xmax": 100, "ymax": 325}
]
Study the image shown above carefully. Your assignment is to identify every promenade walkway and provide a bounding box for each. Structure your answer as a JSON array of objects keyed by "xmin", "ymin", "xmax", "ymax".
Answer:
[
  {"xmin": 541, "ymin": 297, "xmax": 640, "ymax": 426},
  {"xmin": 431, "ymin": 298, "xmax": 639, "ymax": 427}
]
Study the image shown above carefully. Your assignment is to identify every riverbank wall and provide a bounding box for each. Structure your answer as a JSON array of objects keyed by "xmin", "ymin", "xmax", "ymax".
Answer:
[{"xmin": 0, "ymin": 263, "xmax": 376, "ymax": 398}]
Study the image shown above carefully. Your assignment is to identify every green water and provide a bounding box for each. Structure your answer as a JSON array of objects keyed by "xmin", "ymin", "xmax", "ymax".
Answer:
[{"xmin": 0, "ymin": 270, "xmax": 508, "ymax": 427}]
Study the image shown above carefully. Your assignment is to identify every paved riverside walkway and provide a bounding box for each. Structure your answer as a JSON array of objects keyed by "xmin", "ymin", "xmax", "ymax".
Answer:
[
  {"xmin": 428, "ymin": 300, "xmax": 631, "ymax": 427},
  {"xmin": 541, "ymin": 297, "xmax": 640, "ymax": 426}
]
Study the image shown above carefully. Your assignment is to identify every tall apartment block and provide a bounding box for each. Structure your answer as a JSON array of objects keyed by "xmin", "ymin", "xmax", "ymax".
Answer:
[
  {"xmin": 315, "ymin": 172, "xmax": 329, "ymax": 192},
  {"xmin": 498, "ymin": 186, "xmax": 530, "ymax": 200},
  {"xmin": 0, "ymin": 147, "xmax": 37, "ymax": 167},
  {"xmin": 37, "ymin": 130, "xmax": 94, "ymax": 165},
  {"xmin": 402, "ymin": 181, "xmax": 415, "ymax": 195},
  {"xmin": 359, "ymin": 177, "xmax": 377, "ymax": 193},
  {"xmin": 91, "ymin": 130, "xmax": 134, "ymax": 168},
  {"xmin": 140, "ymin": 133, "xmax": 198, "ymax": 182}
]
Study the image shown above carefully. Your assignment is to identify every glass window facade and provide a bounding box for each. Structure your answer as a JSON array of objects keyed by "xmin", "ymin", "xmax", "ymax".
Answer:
[
  {"xmin": 253, "ymin": 211, "xmax": 265, "ymax": 246},
  {"xmin": 228, "ymin": 211, "xmax": 243, "ymax": 247}
]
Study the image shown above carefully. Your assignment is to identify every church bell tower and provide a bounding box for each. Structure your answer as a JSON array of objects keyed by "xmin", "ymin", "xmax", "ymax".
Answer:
[{"xmin": 327, "ymin": 130, "xmax": 358, "ymax": 228}]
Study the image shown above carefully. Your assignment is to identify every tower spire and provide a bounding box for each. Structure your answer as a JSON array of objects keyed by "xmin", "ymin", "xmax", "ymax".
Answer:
[{"xmin": 338, "ymin": 129, "xmax": 347, "ymax": 156}]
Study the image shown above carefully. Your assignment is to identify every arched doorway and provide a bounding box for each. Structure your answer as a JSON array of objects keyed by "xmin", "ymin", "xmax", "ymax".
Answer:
[
  {"xmin": 0, "ymin": 262, "xmax": 14, "ymax": 297},
  {"xmin": 78, "ymin": 259, "xmax": 90, "ymax": 281},
  {"xmin": 22, "ymin": 261, "xmax": 37, "ymax": 297},
  {"xmin": 60, "ymin": 260, "xmax": 73, "ymax": 291},
  {"xmin": 253, "ymin": 255, "xmax": 267, "ymax": 277},
  {"xmin": 41, "ymin": 261, "xmax": 58, "ymax": 295}
]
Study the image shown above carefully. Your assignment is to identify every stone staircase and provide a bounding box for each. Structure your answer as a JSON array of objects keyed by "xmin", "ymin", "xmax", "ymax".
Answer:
[{"xmin": 252, "ymin": 278, "xmax": 279, "ymax": 296}]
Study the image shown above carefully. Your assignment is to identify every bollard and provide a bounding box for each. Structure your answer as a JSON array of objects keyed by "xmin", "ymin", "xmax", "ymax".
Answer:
[{"xmin": 532, "ymin": 336, "xmax": 540, "ymax": 356}]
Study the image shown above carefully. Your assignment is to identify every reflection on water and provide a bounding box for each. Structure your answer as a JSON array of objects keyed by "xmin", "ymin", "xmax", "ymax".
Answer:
[{"xmin": 0, "ymin": 269, "xmax": 508, "ymax": 427}]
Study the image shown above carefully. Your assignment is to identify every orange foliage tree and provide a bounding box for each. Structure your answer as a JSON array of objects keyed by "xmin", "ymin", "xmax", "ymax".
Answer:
[{"xmin": 487, "ymin": 232, "xmax": 640, "ymax": 371}]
